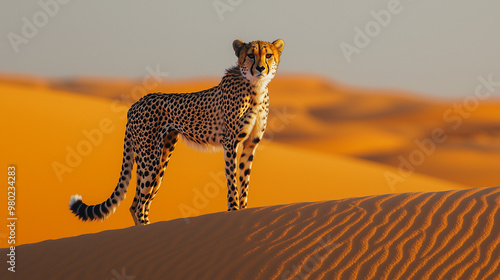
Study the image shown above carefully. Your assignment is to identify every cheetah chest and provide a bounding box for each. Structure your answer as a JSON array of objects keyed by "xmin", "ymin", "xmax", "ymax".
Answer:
[{"xmin": 236, "ymin": 91, "xmax": 269, "ymax": 142}]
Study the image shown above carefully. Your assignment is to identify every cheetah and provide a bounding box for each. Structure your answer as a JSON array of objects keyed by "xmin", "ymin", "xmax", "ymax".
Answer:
[{"xmin": 69, "ymin": 39, "xmax": 285, "ymax": 225}]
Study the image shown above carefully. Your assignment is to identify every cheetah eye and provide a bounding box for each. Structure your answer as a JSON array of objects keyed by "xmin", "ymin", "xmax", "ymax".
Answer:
[
  {"xmin": 265, "ymin": 54, "xmax": 273, "ymax": 59},
  {"xmin": 247, "ymin": 54, "xmax": 254, "ymax": 59}
]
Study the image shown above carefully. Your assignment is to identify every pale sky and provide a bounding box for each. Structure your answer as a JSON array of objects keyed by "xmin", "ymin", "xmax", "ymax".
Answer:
[{"xmin": 1, "ymin": 0, "xmax": 499, "ymax": 98}]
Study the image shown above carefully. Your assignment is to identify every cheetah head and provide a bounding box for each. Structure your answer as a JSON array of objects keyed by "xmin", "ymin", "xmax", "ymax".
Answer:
[{"xmin": 233, "ymin": 39, "xmax": 285, "ymax": 86}]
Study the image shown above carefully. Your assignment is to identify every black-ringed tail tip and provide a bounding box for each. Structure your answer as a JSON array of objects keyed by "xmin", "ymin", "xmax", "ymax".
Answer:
[{"xmin": 69, "ymin": 194, "xmax": 115, "ymax": 222}]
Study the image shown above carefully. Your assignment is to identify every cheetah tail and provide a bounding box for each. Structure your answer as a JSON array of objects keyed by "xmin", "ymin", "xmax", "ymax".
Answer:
[{"xmin": 68, "ymin": 135, "xmax": 134, "ymax": 222}]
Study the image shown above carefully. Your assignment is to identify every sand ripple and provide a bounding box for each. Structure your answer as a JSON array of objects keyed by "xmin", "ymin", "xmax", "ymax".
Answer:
[{"xmin": 2, "ymin": 187, "xmax": 500, "ymax": 280}]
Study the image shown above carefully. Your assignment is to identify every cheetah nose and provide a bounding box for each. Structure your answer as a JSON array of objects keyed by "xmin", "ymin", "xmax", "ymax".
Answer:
[{"xmin": 256, "ymin": 66, "xmax": 265, "ymax": 73}]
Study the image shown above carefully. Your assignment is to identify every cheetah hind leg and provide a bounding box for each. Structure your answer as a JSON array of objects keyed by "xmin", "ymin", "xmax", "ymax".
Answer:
[
  {"xmin": 143, "ymin": 131, "xmax": 178, "ymax": 223},
  {"xmin": 131, "ymin": 133, "xmax": 177, "ymax": 225},
  {"xmin": 130, "ymin": 131, "xmax": 178, "ymax": 225},
  {"xmin": 129, "ymin": 186, "xmax": 141, "ymax": 225},
  {"xmin": 132, "ymin": 155, "xmax": 163, "ymax": 224}
]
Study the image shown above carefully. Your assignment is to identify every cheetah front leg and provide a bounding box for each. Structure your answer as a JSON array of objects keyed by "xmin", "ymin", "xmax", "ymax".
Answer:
[
  {"xmin": 238, "ymin": 136, "xmax": 261, "ymax": 209},
  {"xmin": 223, "ymin": 139, "xmax": 240, "ymax": 211},
  {"xmin": 239, "ymin": 104, "xmax": 268, "ymax": 209}
]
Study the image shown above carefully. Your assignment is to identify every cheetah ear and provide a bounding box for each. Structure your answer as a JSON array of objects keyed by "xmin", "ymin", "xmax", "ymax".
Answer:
[
  {"xmin": 272, "ymin": 39, "xmax": 285, "ymax": 54},
  {"xmin": 233, "ymin": 39, "xmax": 246, "ymax": 57}
]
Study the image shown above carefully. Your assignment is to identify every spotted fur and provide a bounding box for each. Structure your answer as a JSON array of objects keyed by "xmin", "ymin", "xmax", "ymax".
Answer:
[{"xmin": 69, "ymin": 39, "xmax": 285, "ymax": 225}]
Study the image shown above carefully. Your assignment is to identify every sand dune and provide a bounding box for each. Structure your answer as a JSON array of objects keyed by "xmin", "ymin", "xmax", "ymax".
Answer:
[
  {"xmin": 2, "ymin": 186, "xmax": 499, "ymax": 279},
  {"xmin": 269, "ymin": 77, "xmax": 500, "ymax": 187},
  {"xmin": 2, "ymin": 73, "xmax": 498, "ymax": 279},
  {"xmin": 1, "ymin": 81, "xmax": 466, "ymax": 246}
]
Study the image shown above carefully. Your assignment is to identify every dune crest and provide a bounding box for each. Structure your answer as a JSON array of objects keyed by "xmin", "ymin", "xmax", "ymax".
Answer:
[{"xmin": 3, "ymin": 187, "xmax": 499, "ymax": 279}]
